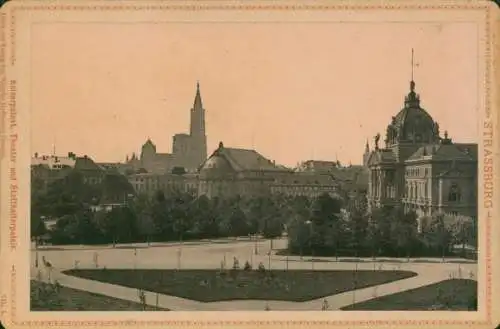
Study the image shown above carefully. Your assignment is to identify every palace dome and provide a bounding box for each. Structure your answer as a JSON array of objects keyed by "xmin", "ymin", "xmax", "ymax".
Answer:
[{"xmin": 386, "ymin": 81, "xmax": 439, "ymax": 146}]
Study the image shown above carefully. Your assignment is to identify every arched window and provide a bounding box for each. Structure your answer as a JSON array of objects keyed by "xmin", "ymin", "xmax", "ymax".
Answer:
[{"xmin": 448, "ymin": 183, "xmax": 461, "ymax": 202}]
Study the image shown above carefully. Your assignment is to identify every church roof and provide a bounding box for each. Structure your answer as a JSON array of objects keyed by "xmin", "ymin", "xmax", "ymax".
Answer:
[
  {"xmin": 143, "ymin": 138, "xmax": 155, "ymax": 147},
  {"xmin": 155, "ymin": 153, "xmax": 174, "ymax": 160},
  {"xmin": 193, "ymin": 81, "xmax": 203, "ymax": 110}
]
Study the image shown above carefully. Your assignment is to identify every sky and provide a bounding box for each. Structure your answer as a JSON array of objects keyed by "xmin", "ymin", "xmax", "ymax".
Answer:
[{"xmin": 31, "ymin": 21, "xmax": 479, "ymax": 167}]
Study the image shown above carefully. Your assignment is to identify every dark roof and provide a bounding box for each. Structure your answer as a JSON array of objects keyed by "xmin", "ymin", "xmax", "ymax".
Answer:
[
  {"xmin": 222, "ymin": 147, "xmax": 284, "ymax": 171},
  {"xmin": 455, "ymin": 143, "xmax": 478, "ymax": 159},
  {"xmin": 74, "ymin": 156, "xmax": 103, "ymax": 171},
  {"xmin": 330, "ymin": 166, "xmax": 369, "ymax": 189},
  {"xmin": 394, "ymin": 106, "xmax": 435, "ymax": 132},
  {"xmin": 407, "ymin": 143, "xmax": 477, "ymax": 162},
  {"xmin": 367, "ymin": 150, "xmax": 396, "ymax": 165}
]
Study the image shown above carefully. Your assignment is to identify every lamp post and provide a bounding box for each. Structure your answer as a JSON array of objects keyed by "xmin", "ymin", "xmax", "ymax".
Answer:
[
  {"xmin": 268, "ymin": 250, "xmax": 271, "ymax": 270},
  {"xmin": 35, "ymin": 237, "xmax": 39, "ymax": 268},
  {"xmin": 305, "ymin": 220, "xmax": 313, "ymax": 271},
  {"xmin": 250, "ymin": 246, "xmax": 254, "ymax": 267},
  {"xmin": 254, "ymin": 233, "xmax": 258, "ymax": 255}
]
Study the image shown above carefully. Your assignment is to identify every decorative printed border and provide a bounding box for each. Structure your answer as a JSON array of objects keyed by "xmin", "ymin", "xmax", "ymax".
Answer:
[{"xmin": 3, "ymin": 1, "xmax": 495, "ymax": 327}]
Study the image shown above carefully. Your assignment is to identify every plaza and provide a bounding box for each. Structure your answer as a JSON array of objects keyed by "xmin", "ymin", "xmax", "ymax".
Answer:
[{"xmin": 30, "ymin": 237, "xmax": 477, "ymax": 311}]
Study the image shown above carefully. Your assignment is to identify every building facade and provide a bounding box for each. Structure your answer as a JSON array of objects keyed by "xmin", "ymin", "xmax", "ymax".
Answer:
[
  {"xmin": 128, "ymin": 172, "xmax": 199, "ymax": 197},
  {"xmin": 365, "ymin": 79, "xmax": 477, "ymax": 221},
  {"xmin": 197, "ymin": 142, "xmax": 341, "ymax": 199}
]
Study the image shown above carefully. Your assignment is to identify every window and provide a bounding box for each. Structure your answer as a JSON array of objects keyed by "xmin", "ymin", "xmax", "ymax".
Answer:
[{"xmin": 448, "ymin": 183, "xmax": 461, "ymax": 202}]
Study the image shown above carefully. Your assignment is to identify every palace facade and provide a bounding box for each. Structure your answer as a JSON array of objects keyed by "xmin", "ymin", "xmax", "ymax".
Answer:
[{"xmin": 365, "ymin": 79, "xmax": 477, "ymax": 221}]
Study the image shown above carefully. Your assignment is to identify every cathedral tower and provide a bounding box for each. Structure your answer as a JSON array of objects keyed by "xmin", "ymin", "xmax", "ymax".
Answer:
[{"xmin": 189, "ymin": 82, "xmax": 208, "ymax": 169}]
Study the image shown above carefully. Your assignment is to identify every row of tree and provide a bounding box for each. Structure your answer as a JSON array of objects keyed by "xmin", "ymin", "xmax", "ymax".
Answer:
[
  {"xmin": 31, "ymin": 170, "xmax": 477, "ymax": 259},
  {"xmin": 287, "ymin": 194, "xmax": 477, "ymax": 258},
  {"xmin": 31, "ymin": 173, "xmax": 294, "ymax": 245}
]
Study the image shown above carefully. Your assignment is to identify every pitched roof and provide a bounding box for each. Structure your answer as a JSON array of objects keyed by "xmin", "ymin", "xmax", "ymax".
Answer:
[
  {"xmin": 221, "ymin": 147, "xmax": 284, "ymax": 171},
  {"xmin": 330, "ymin": 166, "xmax": 369, "ymax": 189},
  {"xmin": 74, "ymin": 156, "xmax": 103, "ymax": 171},
  {"xmin": 367, "ymin": 149, "xmax": 396, "ymax": 165},
  {"xmin": 438, "ymin": 167, "xmax": 465, "ymax": 178},
  {"xmin": 407, "ymin": 143, "xmax": 476, "ymax": 162}
]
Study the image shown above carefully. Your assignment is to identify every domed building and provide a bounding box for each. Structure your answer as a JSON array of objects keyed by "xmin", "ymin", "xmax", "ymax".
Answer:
[{"xmin": 364, "ymin": 79, "xmax": 477, "ymax": 223}]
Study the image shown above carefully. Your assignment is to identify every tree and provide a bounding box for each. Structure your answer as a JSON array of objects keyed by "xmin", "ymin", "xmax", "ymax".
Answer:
[
  {"xmin": 100, "ymin": 173, "xmax": 135, "ymax": 204},
  {"xmin": 310, "ymin": 193, "xmax": 344, "ymax": 257},
  {"xmin": 346, "ymin": 208, "xmax": 369, "ymax": 255},
  {"xmin": 31, "ymin": 215, "xmax": 47, "ymax": 244},
  {"xmin": 190, "ymin": 195, "xmax": 218, "ymax": 238},
  {"xmin": 424, "ymin": 213, "xmax": 453, "ymax": 260},
  {"xmin": 390, "ymin": 207, "xmax": 418, "ymax": 259},
  {"xmin": 370, "ymin": 205, "xmax": 394, "ymax": 255},
  {"xmin": 136, "ymin": 203, "xmax": 156, "ymax": 245},
  {"xmin": 449, "ymin": 215, "xmax": 477, "ymax": 256}
]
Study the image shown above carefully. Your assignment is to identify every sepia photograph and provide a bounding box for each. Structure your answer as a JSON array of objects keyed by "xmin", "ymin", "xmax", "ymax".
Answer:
[{"xmin": 1, "ymin": 0, "xmax": 498, "ymax": 328}]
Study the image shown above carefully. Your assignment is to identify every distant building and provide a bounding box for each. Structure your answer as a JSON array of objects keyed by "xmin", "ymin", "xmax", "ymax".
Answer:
[
  {"xmin": 31, "ymin": 152, "xmax": 105, "ymax": 191},
  {"xmin": 125, "ymin": 82, "xmax": 207, "ymax": 174},
  {"xmin": 197, "ymin": 142, "xmax": 289, "ymax": 198},
  {"xmin": 365, "ymin": 78, "xmax": 477, "ymax": 221},
  {"xmin": 270, "ymin": 172, "xmax": 339, "ymax": 198},
  {"xmin": 128, "ymin": 172, "xmax": 198, "ymax": 197},
  {"xmin": 296, "ymin": 160, "xmax": 340, "ymax": 173},
  {"xmin": 197, "ymin": 142, "xmax": 342, "ymax": 199}
]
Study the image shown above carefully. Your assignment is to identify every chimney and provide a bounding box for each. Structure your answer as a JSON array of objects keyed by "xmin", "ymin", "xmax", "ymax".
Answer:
[{"xmin": 34, "ymin": 152, "xmax": 38, "ymax": 158}]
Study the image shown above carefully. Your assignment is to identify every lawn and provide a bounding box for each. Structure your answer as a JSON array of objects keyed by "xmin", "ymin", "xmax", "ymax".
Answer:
[
  {"xmin": 341, "ymin": 279, "xmax": 477, "ymax": 311},
  {"xmin": 30, "ymin": 280, "xmax": 168, "ymax": 311},
  {"xmin": 63, "ymin": 269, "xmax": 417, "ymax": 302}
]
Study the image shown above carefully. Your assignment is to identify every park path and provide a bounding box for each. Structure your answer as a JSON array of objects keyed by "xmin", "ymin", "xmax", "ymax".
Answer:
[{"xmin": 31, "ymin": 257, "xmax": 476, "ymax": 311}]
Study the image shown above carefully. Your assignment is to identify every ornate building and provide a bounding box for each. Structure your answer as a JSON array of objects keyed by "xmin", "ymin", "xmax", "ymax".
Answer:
[
  {"xmin": 125, "ymin": 82, "xmax": 208, "ymax": 174},
  {"xmin": 365, "ymin": 79, "xmax": 477, "ymax": 222}
]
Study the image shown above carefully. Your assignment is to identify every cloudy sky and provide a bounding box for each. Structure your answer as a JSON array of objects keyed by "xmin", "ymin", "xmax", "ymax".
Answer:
[{"xmin": 31, "ymin": 20, "xmax": 478, "ymax": 167}]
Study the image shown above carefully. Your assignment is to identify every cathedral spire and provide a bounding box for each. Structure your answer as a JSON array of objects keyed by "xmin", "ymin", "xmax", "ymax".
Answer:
[
  {"xmin": 193, "ymin": 81, "xmax": 203, "ymax": 110},
  {"xmin": 411, "ymin": 48, "xmax": 415, "ymax": 84}
]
